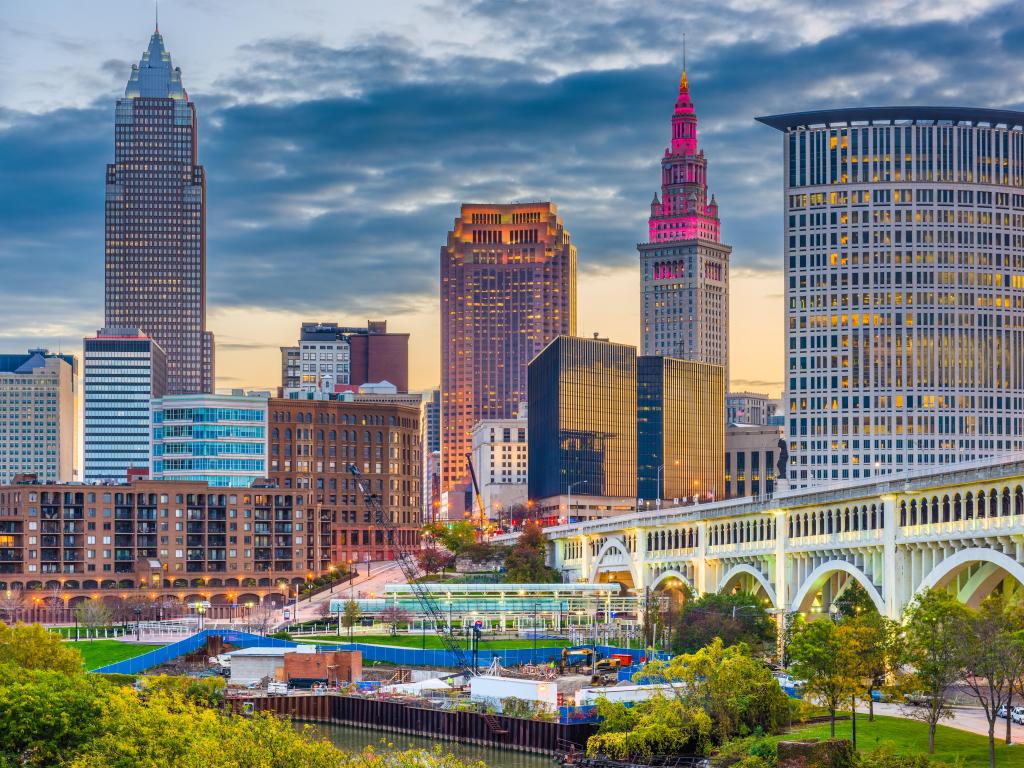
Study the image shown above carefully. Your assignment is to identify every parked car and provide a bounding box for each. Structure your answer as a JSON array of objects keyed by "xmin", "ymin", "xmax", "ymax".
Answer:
[
  {"xmin": 1011, "ymin": 707, "xmax": 1024, "ymax": 725},
  {"xmin": 870, "ymin": 689, "xmax": 891, "ymax": 703},
  {"xmin": 998, "ymin": 705, "xmax": 1008, "ymax": 719},
  {"xmin": 904, "ymin": 691, "xmax": 936, "ymax": 707}
]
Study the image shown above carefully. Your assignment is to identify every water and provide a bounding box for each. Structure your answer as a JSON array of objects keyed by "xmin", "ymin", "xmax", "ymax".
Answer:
[{"xmin": 302, "ymin": 722, "xmax": 557, "ymax": 768}]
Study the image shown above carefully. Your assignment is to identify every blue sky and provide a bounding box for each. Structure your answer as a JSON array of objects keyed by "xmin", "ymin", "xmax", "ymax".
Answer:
[{"xmin": 1, "ymin": 0, "xmax": 1020, "ymax": 393}]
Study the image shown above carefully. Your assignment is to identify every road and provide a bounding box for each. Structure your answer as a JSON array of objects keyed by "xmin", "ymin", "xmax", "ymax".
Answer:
[
  {"xmin": 286, "ymin": 561, "xmax": 404, "ymax": 624},
  {"xmin": 872, "ymin": 701, "xmax": 1024, "ymax": 744}
]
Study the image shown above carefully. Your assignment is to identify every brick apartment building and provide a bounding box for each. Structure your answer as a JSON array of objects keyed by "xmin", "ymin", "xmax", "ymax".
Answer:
[
  {"xmin": 0, "ymin": 476, "xmax": 314, "ymax": 606},
  {"xmin": 266, "ymin": 397, "xmax": 422, "ymax": 566}
]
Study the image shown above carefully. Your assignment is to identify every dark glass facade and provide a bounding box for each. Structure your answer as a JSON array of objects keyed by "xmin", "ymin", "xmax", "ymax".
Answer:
[
  {"xmin": 637, "ymin": 356, "xmax": 724, "ymax": 502},
  {"xmin": 104, "ymin": 30, "xmax": 214, "ymax": 395},
  {"xmin": 528, "ymin": 337, "xmax": 636, "ymax": 501}
]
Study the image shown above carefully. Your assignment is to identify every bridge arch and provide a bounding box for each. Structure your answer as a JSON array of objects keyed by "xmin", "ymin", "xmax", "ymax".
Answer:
[
  {"xmin": 588, "ymin": 535, "xmax": 638, "ymax": 587},
  {"xmin": 719, "ymin": 564, "xmax": 778, "ymax": 609},
  {"xmin": 916, "ymin": 547, "xmax": 1024, "ymax": 609},
  {"xmin": 791, "ymin": 560, "xmax": 885, "ymax": 615},
  {"xmin": 649, "ymin": 569, "xmax": 695, "ymax": 595}
]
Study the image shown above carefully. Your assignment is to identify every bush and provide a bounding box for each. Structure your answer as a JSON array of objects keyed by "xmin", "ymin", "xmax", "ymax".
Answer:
[
  {"xmin": 269, "ymin": 630, "xmax": 292, "ymax": 641},
  {"xmin": 858, "ymin": 745, "xmax": 963, "ymax": 768}
]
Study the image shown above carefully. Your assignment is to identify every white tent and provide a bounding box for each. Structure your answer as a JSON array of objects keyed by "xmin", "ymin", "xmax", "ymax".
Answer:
[{"xmin": 381, "ymin": 678, "xmax": 452, "ymax": 694}]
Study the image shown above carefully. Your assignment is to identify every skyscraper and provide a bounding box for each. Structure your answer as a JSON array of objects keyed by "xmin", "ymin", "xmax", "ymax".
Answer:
[
  {"xmin": 83, "ymin": 328, "xmax": 167, "ymax": 481},
  {"xmin": 757, "ymin": 106, "xmax": 1024, "ymax": 484},
  {"xmin": 0, "ymin": 350, "xmax": 77, "ymax": 484},
  {"xmin": 441, "ymin": 203, "xmax": 576, "ymax": 503},
  {"xmin": 104, "ymin": 26, "xmax": 214, "ymax": 395},
  {"xmin": 639, "ymin": 68, "xmax": 730, "ymax": 375},
  {"xmin": 637, "ymin": 356, "xmax": 724, "ymax": 503},
  {"xmin": 528, "ymin": 336, "xmax": 636, "ymax": 522}
]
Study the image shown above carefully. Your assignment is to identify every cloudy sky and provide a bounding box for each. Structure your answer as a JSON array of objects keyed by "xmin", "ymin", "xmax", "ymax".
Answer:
[{"xmin": 2, "ymin": 0, "xmax": 1021, "ymax": 395}]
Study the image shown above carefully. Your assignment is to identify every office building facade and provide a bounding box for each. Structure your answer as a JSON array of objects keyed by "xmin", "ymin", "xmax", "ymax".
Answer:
[
  {"xmin": 758, "ymin": 106, "xmax": 1024, "ymax": 484},
  {"xmin": 528, "ymin": 336, "xmax": 636, "ymax": 520},
  {"xmin": 266, "ymin": 398, "xmax": 422, "ymax": 565},
  {"xmin": 637, "ymin": 357, "xmax": 725, "ymax": 503},
  {"xmin": 724, "ymin": 423, "xmax": 784, "ymax": 499},
  {"xmin": 104, "ymin": 28, "xmax": 214, "ymax": 394},
  {"xmin": 470, "ymin": 411, "xmax": 529, "ymax": 520},
  {"xmin": 725, "ymin": 391, "xmax": 781, "ymax": 426},
  {"xmin": 0, "ymin": 351, "xmax": 78, "ymax": 485},
  {"xmin": 151, "ymin": 392, "xmax": 269, "ymax": 488},
  {"xmin": 639, "ymin": 69, "xmax": 730, "ymax": 375},
  {"xmin": 84, "ymin": 328, "xmax": 167, "ymax": 482},
  {"xmin": 282, "ymin": 321, "xmax": 409, "ymax": 398},
  {"xmin": 441, "ymin": 202, "xmax": 576, "ymax": 499}
]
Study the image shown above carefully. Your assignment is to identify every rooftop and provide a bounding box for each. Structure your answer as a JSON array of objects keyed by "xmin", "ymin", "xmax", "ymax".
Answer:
[{"xmin": 756, "ymin": 106, "xmax": 1024, "ymax": 131}]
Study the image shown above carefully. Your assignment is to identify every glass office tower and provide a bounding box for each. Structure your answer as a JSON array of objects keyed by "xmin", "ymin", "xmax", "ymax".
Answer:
[{"xmin": 528, "ymin": 336, "xmax": 637, "ymax": 510}]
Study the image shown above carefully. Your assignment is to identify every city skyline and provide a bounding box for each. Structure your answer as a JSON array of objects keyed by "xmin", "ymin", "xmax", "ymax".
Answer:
[{"xmin": 8, "ymin": 2, "xmax": 1021, "ymax": 396}]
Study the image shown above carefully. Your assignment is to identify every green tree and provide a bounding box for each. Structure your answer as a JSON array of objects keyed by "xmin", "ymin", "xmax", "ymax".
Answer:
[
  {"xmin": 0, "ymin": 667, "xmax": 107, "ymax": 767},
  {"xmin": 900, "ymin": 589, "xmax": 972, "ymax": 754},
  {"xmin": 503, "ymin": 522, "xmax": 561, "ymax": 583},
  {"xmin": 643, "ymin": 638, "xmax": 790, "ymax": 741},
  {"xmin": 0, "ymin": 621, "xmax": 83, "ymax": 674},
  {"xmin": 423, "ymin": 521, "xmax": 478, "ymax": 555},
  {"xmin": 832, "ymin": 582, "xmax": 879, "ymax": 619},
  {"xmin": 341, "ymin": 599, "xmax": 362, "ymax": 640},
  {"xmin": 673, "ymin": 592, "xmax": 776, "ymax": 655},
  {"xmin": 588, "ymin": 693, "xmax": 713, "ymax": 760},
  {"xmin": 788, "ymin": 618, "xmax": 858, "ymax": 738},
  {"xmin": 960, "ymin": 594, "xmax": 1024, "ymax": 768},
  {"xmin": 74, "ymin": 598, "xmax": 114, "ymax": 633}
]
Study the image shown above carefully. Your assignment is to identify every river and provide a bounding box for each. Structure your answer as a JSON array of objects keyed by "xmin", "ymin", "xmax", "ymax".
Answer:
[{"xmin": 301, "ymin": 722, "xmax": 557, "ymax": 767}]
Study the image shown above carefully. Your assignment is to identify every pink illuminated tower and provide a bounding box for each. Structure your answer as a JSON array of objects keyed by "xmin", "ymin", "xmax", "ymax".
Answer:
[{"xmin": 639, "ymin": 67, "xmax": 730, "ymax": 378}]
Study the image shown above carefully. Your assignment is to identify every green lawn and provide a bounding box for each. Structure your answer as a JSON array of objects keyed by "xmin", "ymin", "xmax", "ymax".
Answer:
[
  {"xmin": 67, "ymin": 640, "xmax": 164, "ymax": 671},
  {"xmin": 296, "ymin": 633, "xmax": 570, "ymax": 651},
  {"xmin": 772, "ymin": 714, "xmax": 1023, "ymax": 768}
]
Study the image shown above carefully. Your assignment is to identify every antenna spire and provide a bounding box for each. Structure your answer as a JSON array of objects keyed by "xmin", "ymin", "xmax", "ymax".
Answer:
[
  {"xmin": 679, "ymin": 33, "xmax": 689, "ymax": 91},
  {"xmin": 155, "ymin": 0, "xmax": 159, "ymax": 33}
]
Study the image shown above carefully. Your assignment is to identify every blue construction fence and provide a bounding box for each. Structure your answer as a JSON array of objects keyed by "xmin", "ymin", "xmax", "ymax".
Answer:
[
  {"xmin": 90, "ymin": 633, "xmax": 673, "ymax": 677},
  {"xmin": 90, "ymin": 629, "xmax": 297, "ymax": 675}
]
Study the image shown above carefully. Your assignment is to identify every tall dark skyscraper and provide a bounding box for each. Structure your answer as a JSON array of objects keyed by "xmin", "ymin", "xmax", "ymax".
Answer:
[
  {"xmin": 440, "ymin": 203, "xmax": 576, "ymax": 508},
  {"xmin": 104, "ymin": 27, "xmax": 214, "ymax": 394}
]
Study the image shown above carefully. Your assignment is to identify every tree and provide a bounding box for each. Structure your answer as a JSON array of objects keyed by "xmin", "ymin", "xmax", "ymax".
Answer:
[
  {"xmin": 642, "ymin": 638, "xmax": 791, "ymax": 742},
  {"xmin": 74, "ymin": 599, "xmax": 114, "ymax": 633},
  {"xmin": 416, "ymin": 545, "xmax": 454, "ymax": 577},
  {"xmin": 0, "ymin": 621, "xmax": 83, "ymax": 674},
  {"xmin": 832, "ymin": 582, "xmax": 879, "ymax": 619},
  {"xmin": 316, "ymin": 599, "xmax": 333, "ymax": 621},
  {"xmin": 672, "ymin": 592, "xmax": 776, "ymax": 655},
  {"xmin": 842, "ymin": 611, "xmax": 900, "ymax": 723},
  {"xmin": 588, "ymin": 693, "xmax": 713, "ymax": 760},
  {"xmin": 0, "ymin": 589, "xmax": 24, "ymax": 623},
  {"xmin": 900, "ymin": 589, "xmax": 972, "ymax": 753},
  {"xmin": 960, "ymin": 594, "xmax": 1024, "ymax": 768},
  {"xmin": 341, "ymin": 600, "xmax": 362, "ymax": 640},
  {"xmin": 503, "ymin": 522, "xmax": 561, "ymax": 583},
  {"xmin": 788, "ymin": 618, "xmax": 858, "ymax": 738},
  {"xmin": 379, "ymin": 604, "xmax": 410, "ymax": 636},
  {"xmin": 423, "ymin": 521, "xmax": 477, "ymax": 555}
]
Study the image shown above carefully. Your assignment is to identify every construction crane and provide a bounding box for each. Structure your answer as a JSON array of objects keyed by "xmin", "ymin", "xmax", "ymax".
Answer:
[
  {"xmin": 346, "ymin": 463, "xmax": 475, "ymax": 677},
  {"xmin": 464, "ymin": 452, "xmax": 488, "ymax": 540}
]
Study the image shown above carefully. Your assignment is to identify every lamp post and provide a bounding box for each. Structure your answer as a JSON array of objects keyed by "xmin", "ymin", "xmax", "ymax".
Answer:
[
  {"xmin": 566, "ymin": 480, "xmax": 588, "ymax": 524},
  {"xmin": 133, "ymin": 606, "xmax": 142, "ymax": 641},
  {"xmin": 656, "ymin": 460, "xmax": 680, "ymax": 509}
]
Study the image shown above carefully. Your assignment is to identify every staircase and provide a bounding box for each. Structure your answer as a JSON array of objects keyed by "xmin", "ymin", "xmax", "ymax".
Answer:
[{"xmin": 482, "ymin": 713, "xmax": 509, "ymax": 736}]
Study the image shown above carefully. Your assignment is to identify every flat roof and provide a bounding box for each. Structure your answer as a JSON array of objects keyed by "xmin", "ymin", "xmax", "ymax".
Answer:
[{"xmin": 756, "ymin": 106, "xmax": 1024, "ymax": 132}]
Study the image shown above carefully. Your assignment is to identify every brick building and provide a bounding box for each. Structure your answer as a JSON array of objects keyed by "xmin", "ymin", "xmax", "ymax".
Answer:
[
  {"xmin": 266, "ymin": 398, "xmax": 422, "ymax": 566},
  {"xmin": 0, "ymin": 475, "xmax": 314, "ymax": 605}
]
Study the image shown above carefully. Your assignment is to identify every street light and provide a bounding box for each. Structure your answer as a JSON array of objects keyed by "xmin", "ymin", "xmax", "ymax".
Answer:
[
  {"xmin": 133, "ymin": 606, "xmax": 142, "ymax": 641},
  {"xmin": 566, "ymin": 481, "xmax": 588, "ymax": 523}
]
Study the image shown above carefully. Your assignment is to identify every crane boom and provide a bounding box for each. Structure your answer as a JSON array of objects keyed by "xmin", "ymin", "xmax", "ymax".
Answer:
[
  {"xmin": 464, "ymin": 452, "xmax": 487, "ymax": 538},
  {"xmin": 346, "ymin": 463, "xmax": 474, "ymax": 677}
]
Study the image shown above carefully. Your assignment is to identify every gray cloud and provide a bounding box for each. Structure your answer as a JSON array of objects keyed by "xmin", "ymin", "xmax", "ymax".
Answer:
[{"xmin": 2, "ymin": 0, "xmax": 1022, "ymax": 357}]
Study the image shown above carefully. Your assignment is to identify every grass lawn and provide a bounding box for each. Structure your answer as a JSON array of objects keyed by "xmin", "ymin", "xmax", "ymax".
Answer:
[
  {"xmin": 296, "ymin": 633, "xmax": 570, "ymax": 651},
  {"xmin": 773, "ymin": 714, "xmax": 1023, "ymax": 768},
  {"xmin": 67, "ymin": 639, "xmax": 165, "ymax": 671}
]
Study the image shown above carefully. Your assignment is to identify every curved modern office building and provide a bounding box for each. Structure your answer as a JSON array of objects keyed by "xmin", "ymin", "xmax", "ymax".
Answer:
[{"xmin": 758, "ymin": 107, "xmax": 1024, "ymax": 485}]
